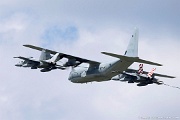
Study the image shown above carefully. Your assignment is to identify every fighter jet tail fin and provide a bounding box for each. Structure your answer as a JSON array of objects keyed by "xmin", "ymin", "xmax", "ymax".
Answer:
[
  {"xmin": 138, "ymin": 64, "xmax": 143, "ymax": 75},
  {"xmin": 49, "ymin": 53, "xmax": 60, "ymax": 63},
  {"xmin": 147, "ymin": 68, "xmax": 156, "ymax": 78},
  {"xmin": 45, "ymin": 53, "xmax": 60, "ymax": 63}
]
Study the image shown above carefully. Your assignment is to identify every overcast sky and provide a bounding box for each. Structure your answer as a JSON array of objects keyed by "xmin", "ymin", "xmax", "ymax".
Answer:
[{"xmin": 0, "ymin": 0, "xmax": 180, "ymax": 120}]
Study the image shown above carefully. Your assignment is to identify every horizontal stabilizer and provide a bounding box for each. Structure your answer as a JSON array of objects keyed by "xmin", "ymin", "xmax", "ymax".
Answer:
[
  {"xmin": 101, "ymin": 52, "xmax": 162, "ymax": 66},
  {"xmin": 136, "ymin": 58, "xmax": 162, "ymax": 66}
]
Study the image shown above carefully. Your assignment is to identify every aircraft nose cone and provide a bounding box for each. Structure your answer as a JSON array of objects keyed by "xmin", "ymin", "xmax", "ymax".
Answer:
[{"xmin": 15, "ymin": 64, "xmax": 21, "ymax": 67}]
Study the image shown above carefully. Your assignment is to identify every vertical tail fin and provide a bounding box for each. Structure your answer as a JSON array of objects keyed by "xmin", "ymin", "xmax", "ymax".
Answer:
[
  {"xmin": 101, "ymin": 28, "xmax": 162, "ymax": 66},
  {"xmin": 48, "ymin": 53, "xmax": 60, "ymax": 63},
  {"xmin": 39, "ymin": 50, "xmax": 52, "ymax": 61},
  {"xmin": 124, "ymin": 28, "xmax": 139, "ymax": 57},
  {"xmin": 138, "ymin": 64, "xmax": 143, "ymax": 75},
  {"xmin": 147, "ymin": 68, "xmax": 156, "ymax": 78}
]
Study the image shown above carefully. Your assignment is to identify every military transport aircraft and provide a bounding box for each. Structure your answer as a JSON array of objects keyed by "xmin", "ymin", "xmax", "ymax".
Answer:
[
  {"xmin": 14, "ymin": 28, "xmax": 175, "ymax": 84},
  {"xmin": 112, "ymin": 64, "xmax": 175, "ymax": 86}
]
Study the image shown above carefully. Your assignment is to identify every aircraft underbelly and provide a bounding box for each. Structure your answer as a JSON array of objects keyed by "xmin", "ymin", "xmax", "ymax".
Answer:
[{"xmin": 70, "ymin": 73, "xmax": 110, "ymax": 83}]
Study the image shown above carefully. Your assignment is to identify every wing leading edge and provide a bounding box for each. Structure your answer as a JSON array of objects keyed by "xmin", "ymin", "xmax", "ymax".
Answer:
[{"xmin": 23, "ymin": 44, "xmax": 100, "ymax": 66}]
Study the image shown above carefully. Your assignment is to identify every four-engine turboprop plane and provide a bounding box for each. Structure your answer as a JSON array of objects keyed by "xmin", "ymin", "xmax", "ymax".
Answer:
[
  {"xmin": 112, "ymin": 64, "xmax": 175, "ymax": 86},
  {"xmin": 14, "ymin": 28, "xmax": 175, "ymax": 83}
]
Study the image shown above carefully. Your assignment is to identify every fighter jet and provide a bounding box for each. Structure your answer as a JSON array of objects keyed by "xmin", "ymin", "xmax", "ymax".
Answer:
[
  {"xmin": 14, "ymin": 56, "xmax": 35, "ymax": 67},
  {"xmin": 14, "ymin": 50, "xmax": 65, "ymax": 72},
  {"xmin": 112, "ymin": 64, "xmax": 175, "ymax": 86},
  {"xmin": 16, "ymin": 28, "xmax": 175, "ymax": 83}
]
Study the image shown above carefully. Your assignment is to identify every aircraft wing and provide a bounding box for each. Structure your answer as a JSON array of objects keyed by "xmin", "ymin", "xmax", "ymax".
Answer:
[
  {"xmin": 152, "ymin": 73, "xmax": 176, "ymax": 78},
  {"xmin": 23, "ymin": 44, "xmax": 100, "ymax": 65},
  {"xmin": 122, "ymin": 72, "xmax": 138, "ymax": 77},
  {"xmin": 101, "ymin": 52, "xmax": 162, "ymax": 66},
  {"xmin": 14, "ymin": 56, "xmax": 40, "ymax": 64},
  {"xmin": 126, "ymin": 68, "xmax": 175, "ymax": 78}
]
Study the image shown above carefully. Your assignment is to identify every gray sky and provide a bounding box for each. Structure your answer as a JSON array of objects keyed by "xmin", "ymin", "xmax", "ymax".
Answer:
[{"xmin": 0, "ymin": 0, "xmax": 180, "ymax": 120}]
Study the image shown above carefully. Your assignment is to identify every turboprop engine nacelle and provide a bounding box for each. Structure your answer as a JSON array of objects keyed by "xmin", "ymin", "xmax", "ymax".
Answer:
[{"xmin": 64, "ymin": 59, "xmax": 81, "ymax": 67}]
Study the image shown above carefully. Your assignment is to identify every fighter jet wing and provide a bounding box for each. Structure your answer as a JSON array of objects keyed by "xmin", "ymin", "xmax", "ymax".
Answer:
[
  {"xmin": 152, "ymin": 73, "xmax": 176, "ymax": 78},
  {"xmin": 126, "ymin": 68, "xmax": 175, "ymax": 78},
  {"xmin": 14, "ymin": 56, "xmax": 40, "ymax": 64},
  {"xmin": 122, "ymin": 71, "xmax": 138, "ymax": 77},
  {"xmin": 23, "ymin": 44, "xmax": 100, "ymax": 65}
]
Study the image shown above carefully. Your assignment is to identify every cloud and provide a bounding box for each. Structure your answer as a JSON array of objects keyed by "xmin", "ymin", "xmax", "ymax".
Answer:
[
  {"xmin": 2, "ymin": 27, "xmax": 180, "ymax": 120},
  {"xmin": 41, "ymin": 25, "xmax": 79, "ymax": 48}
]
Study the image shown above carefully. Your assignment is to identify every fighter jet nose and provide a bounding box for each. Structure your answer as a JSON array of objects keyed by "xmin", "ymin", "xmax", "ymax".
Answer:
[{"xmin": 15, "ymin": 64, "xmax": 21, "ymax": 67}]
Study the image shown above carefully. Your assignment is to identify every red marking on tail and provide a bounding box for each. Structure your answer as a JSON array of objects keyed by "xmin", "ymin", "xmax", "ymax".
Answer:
[
  {"xmin": 138, "ymin": 64, "xmax": 143, "ymax": 74},
  {"xmin": 147, "ymin": 68, "xmax": 156, "ymax": 78}
]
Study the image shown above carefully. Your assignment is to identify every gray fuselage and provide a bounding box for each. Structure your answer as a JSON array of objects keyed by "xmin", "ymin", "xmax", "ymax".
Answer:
[{"xmin": 68, "ymin": 59, "xmax": 133, "ymax": 83}]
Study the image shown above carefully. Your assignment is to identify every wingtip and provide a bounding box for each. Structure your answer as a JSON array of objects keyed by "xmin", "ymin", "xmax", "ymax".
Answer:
[
  {"xmin": 167, "ymin": 76, "xmax": 176, "ymax": 79},
  {"xmin": 153, "ymin": 63, "xmax": 163, "ymax": 67},
  {"xmin": 23, "ymin": 44, "xmax": 30, "ymax": 47},
  {"xmin": 159, "ymin": 64, "xmax": 163, "ymax": 66},
  {"xmin": 101, "ymin": 52, "xmax": 109, "ymax": 55},
  {"xmin": 13, "ymin": 56, "xmax": 20, "ymax": 58}
]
